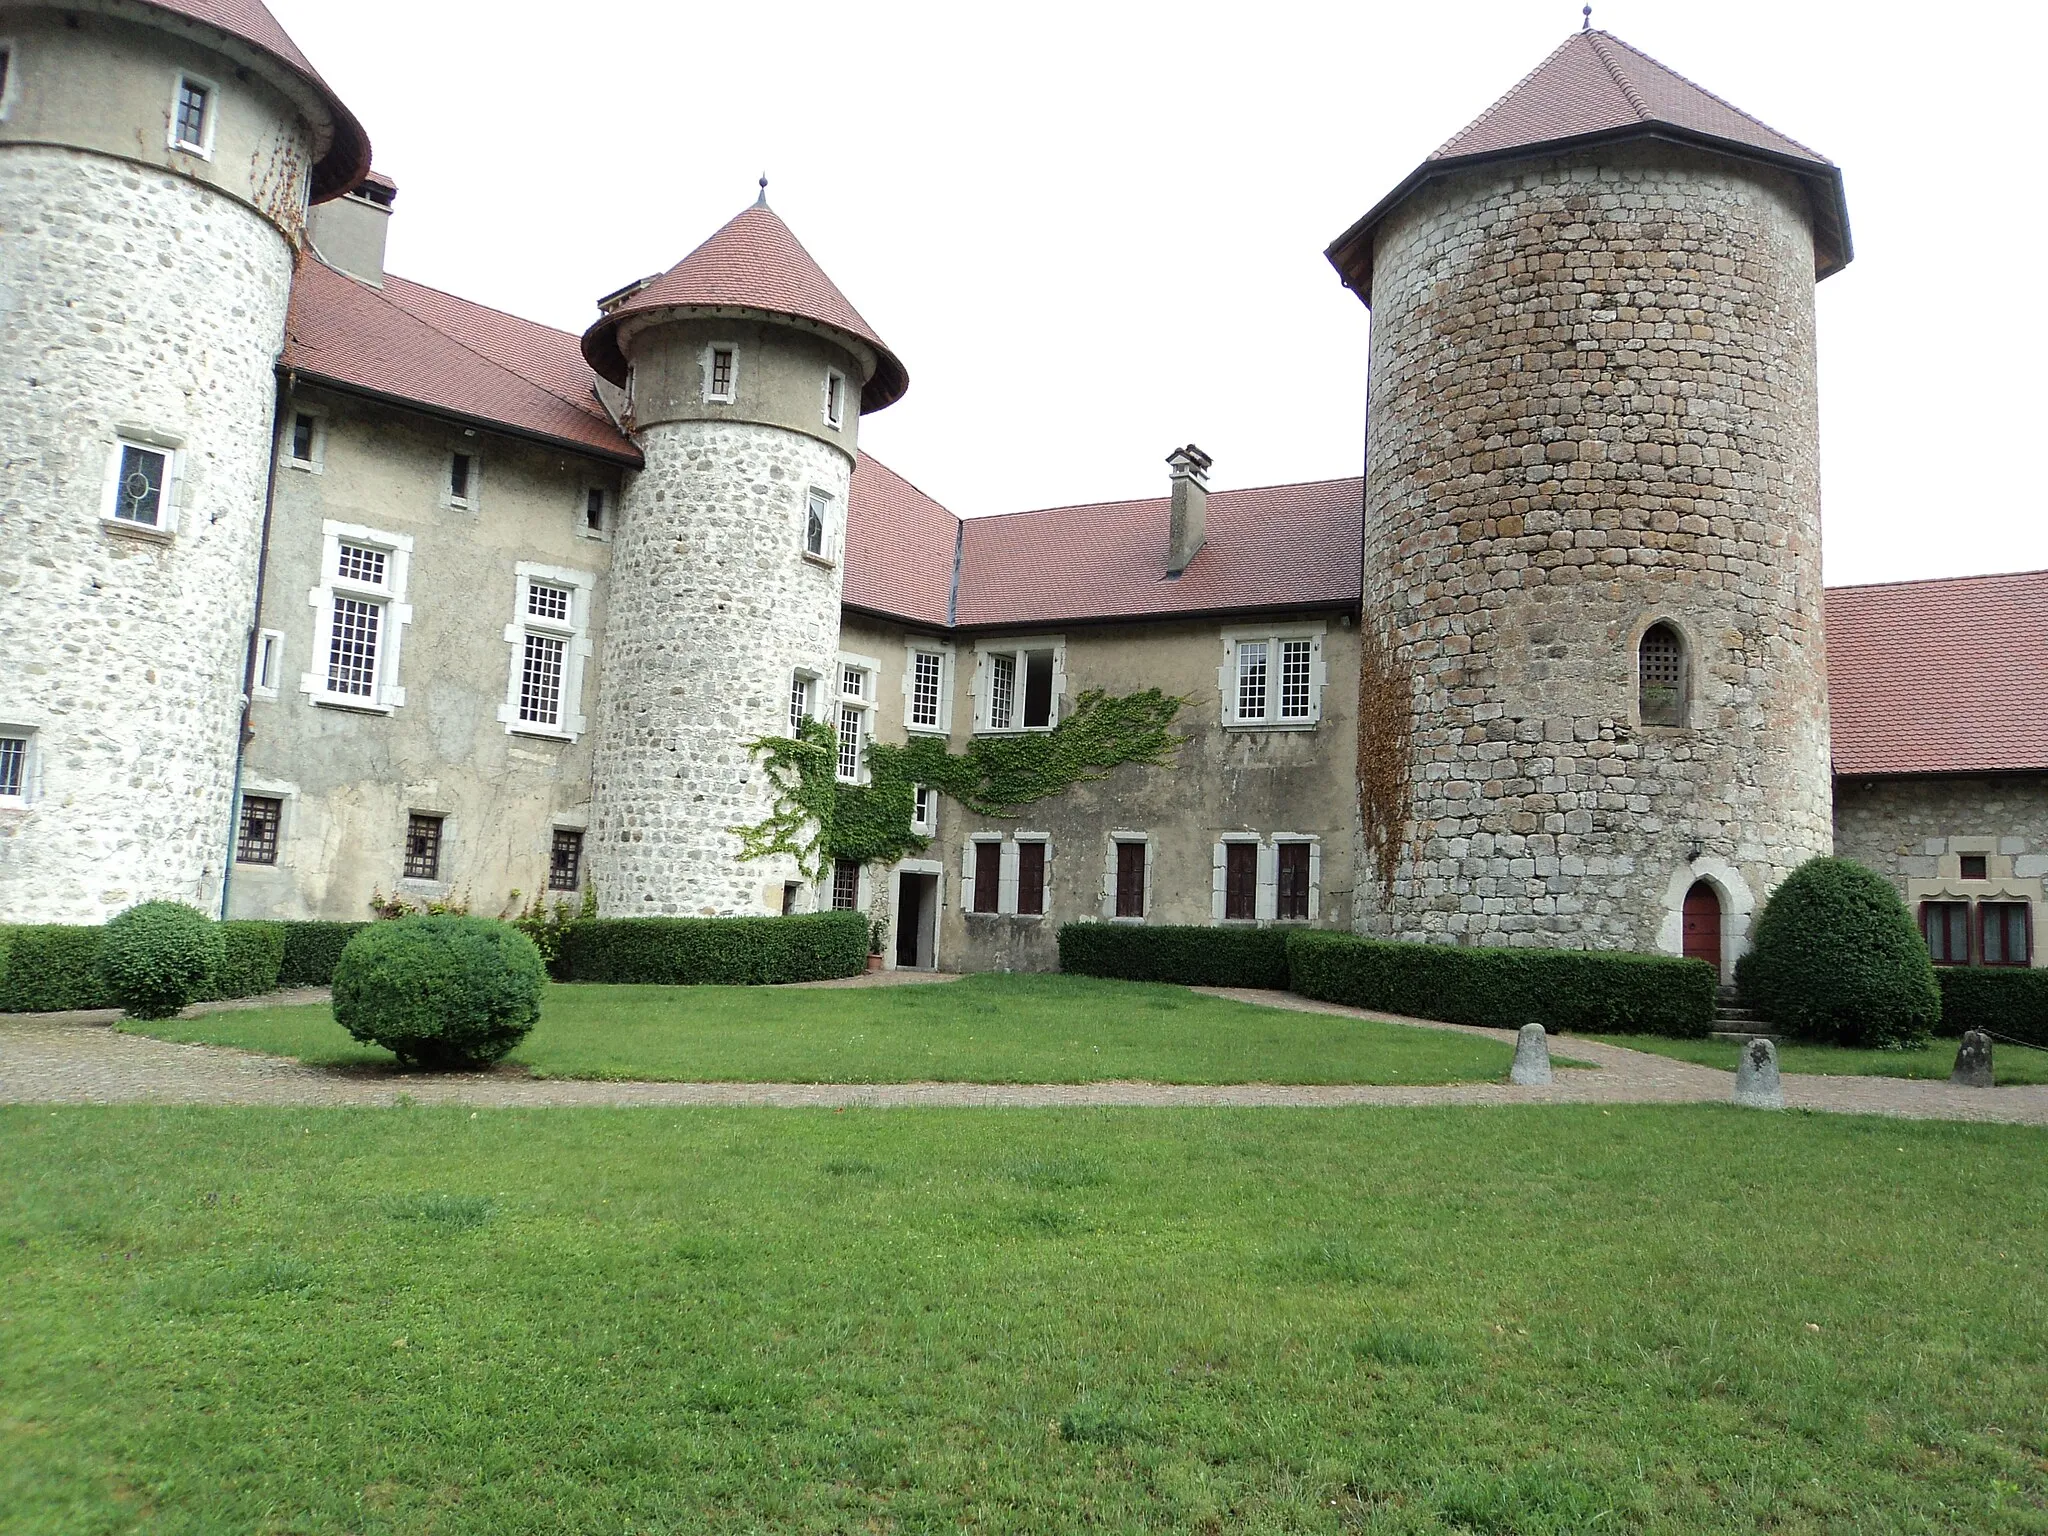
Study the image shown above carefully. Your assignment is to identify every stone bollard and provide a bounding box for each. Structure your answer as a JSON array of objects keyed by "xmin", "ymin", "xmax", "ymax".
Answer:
[
  {"xmin": 1732, "ymin": 1037, "xmax": 1783, "ymax": 1110},
  {"xmin": 1950, "ymin": 1030, "xmax": 1994, "ymax": 1088},
  {"xmin": 1510, "ymin": 1022, "xmax": 1552, "ymax": 1086}
]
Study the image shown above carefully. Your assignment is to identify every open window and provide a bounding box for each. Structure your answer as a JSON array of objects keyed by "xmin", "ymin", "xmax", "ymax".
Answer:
[{"xmin": 975, "ymin": 639, "xmax": 1063, "ymax": 732}]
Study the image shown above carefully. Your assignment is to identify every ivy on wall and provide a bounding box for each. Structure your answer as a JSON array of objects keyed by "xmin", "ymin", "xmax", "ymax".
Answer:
[{"xmin": 734, "ymin": 688, "xmax": 1187, "ymax": 878}]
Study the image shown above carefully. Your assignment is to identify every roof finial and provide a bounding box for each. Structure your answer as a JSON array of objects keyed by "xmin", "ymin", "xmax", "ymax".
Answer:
[
  {"xmin": 1581, "ymin": 3, "xmax": 1591, "ymax": 29},
  {"xmin": 754, "ymin": 173, "xmax": 769, "ymax": 209}
]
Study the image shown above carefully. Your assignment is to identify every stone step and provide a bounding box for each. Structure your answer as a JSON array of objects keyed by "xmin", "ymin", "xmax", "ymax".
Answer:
[
  {"xmin": 1714, "ymin": 1007, "xmax": 1761, "ymax": 1023},
  {"xmin": 1711, "ymin": 1030, "xmax": 1783, "ymax": 1045}
]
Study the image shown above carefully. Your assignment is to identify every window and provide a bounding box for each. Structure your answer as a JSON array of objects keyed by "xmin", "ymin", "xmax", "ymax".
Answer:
[
  {"xmin": 805, "ymin": 488, "xmax": 830, "ymax": 560},
  {"xmin": 104, "ymin": 437, "xmax": 177, "ymax": 534},
  {"xmin": 447, "ymin": 451, "xmax": 476, "ymax": 508},
  {"xmin": 976, "ymin": 641, "xmax": 1063, "ymax": 732},
  {"xmin": 836, "ymin": 660, "xmax": 874, "ymax": 782},
  {"xmin": 0, "ymin": 45, "xmax": 13, "ymax": 122},
  {"xmin": 1981, "ymin": 903, "xmax": 2032, "ymax": 968},
  {"xmin": 1224, "ymin": 841, "xmax": 1258, "ymax": 921},
  {"xmin": 0, "ymin": 731, "xmax": 29, "ymax": 803},
  {"xmin": 972, "ymin": 840, "xmax": 1002, "ymax": 914},
  {"xmin": 911, "ymin": 785, "xmax": 937, "ymax": 836},
  {"xmin": 303, "ymin": 521, "xmax": 412, "ymax": 710},
  {"xmin": 1016, "ymin": 840, "xmax": 1048, "ymax": 917},
  {"xmin": 252, "ymin": 629, "xmax": 284, "ymax": 700},
  {"xmin": 236, "ymin": 795, "xmax": 282, "ymax": 865},
  {"xmin": 1960, "ymin": 854, "xmax": 1989, "ymax": 881},
  {"xmin": 286, "ymin": 411, "xmax": 323, "ymax": 470},
  {"xmin": 169, "ymin": 73, "xmax": 213, "ymax": 156},
  {"xmin": 830, "ymin": 858, "xmax": 861, "ymax": 912},
  {"xmin": 404, "ymin": 814, "xmax": 444, "ymax": 882},
  {"xmin": 1639, "ymin": 623, "xmax": 1686, "ymax": 726},
  {"xmin": 1276, "ymin": 842, "xmax": 1312, "ymax": 921},
  {"xmin": 1922, "ymin": 902, "xmax": 1970, "ymax": 966},
  {"xmin": 1114, "ymin": 840, "xmax": 1147, "ymax": 919},
  {"xmin": 1222, "ymin": 628, "xmax": 1325, "ymax": 726},
  {"xmin": 549, "ymin": 829, "xmax": 583, "ymax": 891},
  {"xmin": 704, "ymin": 344, "xmax": 737, "ymax": 403},
  {"xmin": 823, "ymin": 369, "xmax": 846, "ymax": 429},
  {"xmin": 789, "ymin": 671, "xmax": 816, "ymax": 737},
  {"xmin": 782, "ymin": 882, "xmax": 801, "ymax": 916},
  {"xmin": 583, "ymin": 487, "xmax": 607, "ymax": 536},
  {"xmin": 499, "ymin": 564, "xmax": 595, "ymax": 738},
  {"xmin": 907, "ymin": 647, "xmax": 949, "ymax": 733}
]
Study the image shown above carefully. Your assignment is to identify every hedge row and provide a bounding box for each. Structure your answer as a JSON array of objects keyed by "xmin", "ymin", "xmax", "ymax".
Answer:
[
  {"xmin": 277, "ymin": 922, "xmax": 371, "ymax": 988},
  {"xmin": 1057, "ymin": 923, "xmax": 1289, "ymax": 989},
  {"xmin": 0, "ymin": 925, "xmax": 112, "ymax": 1012},
  {"xmin": 1936, "ymin": 967, "xmax": 2048, "ymax": 1049},
  {"xmin": 1283, "ymin": 930, "xmax": 1718, "ymax": 1037},
  {"xmin": 559, "ymin": 912, "xmax": 869, "ymax": 986}
]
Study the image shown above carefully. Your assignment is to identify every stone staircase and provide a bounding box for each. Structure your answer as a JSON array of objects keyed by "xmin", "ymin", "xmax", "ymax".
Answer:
[{"xmin": 1709, "ymin": 986, "xmax": 1780, "ymax": 1044}]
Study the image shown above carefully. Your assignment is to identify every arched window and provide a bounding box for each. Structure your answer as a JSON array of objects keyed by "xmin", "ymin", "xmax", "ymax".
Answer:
[{"xmin": 1639, "ymin": 623, "xmax": 1686, "ymax": 726}]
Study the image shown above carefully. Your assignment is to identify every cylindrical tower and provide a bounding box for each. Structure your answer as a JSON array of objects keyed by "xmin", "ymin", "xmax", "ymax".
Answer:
[
  {"xmin": 1326, "ymin": 30, "xmax": 1852, "ymax": 972},
  {"xmin": 581, "ymin": 195, "xmax": 908, "ymax": 916},
  {"xmin": 0, "ymin": 1, "xmax": 367, "ymax": 922}
]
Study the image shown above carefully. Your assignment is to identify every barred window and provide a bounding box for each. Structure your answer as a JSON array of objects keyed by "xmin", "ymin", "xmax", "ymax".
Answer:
[
  {"xmin": 831, "ymin": 858, "xmax": 860, "ymax": 911},
  {"xmin": 519, "ymin": 633, "xmax": 567, "ymax": 726},
  {"xmin": 1276, "ymin": 842, "xmax": 1312, "ymax": 920},
  {"xmin": 549, "ymin": 829, "xmax": 583, "ymax": 891},
  {"xmin": 172, "ymin": 78, "xmax": 209, "ymax": 150},
  {"xmin": 113, "ymin": 443, "xmax": 167, "ymax": 526},
  {"xmin": 236, "ymin": 795, "xmax": 282, "ymax": 865},
  {"xmin": 404, "ymin": 814, "xmax": 444, "ymax": 881},
  {"xmin": 527, "ymin": 582, "xmax": 571, "ymax": 623},
  {"xmin": 911, "ymin": 650, "xmax": 944, "ymax": 729},
  {"xmin": 1279, "ymin": 640, "xmax": 1313, "ymax": 720},
  {"xmin": 0, "ymin": 735, "xmax": 26, "ymax": 800},
  {"xmin": 325, "ymin": 596, "xmax": 382, "ymax": 697},
  {"xmin": 1235, "ymin": 641, "xmax": 1268, "ymax": 721},
  {"xmin": 1639, "ymin": 623, "xmax": 1686, "ymax": 726},
  {"xmin": 337, "ymin": 542, "xmax": 386, "ymax": 586}
]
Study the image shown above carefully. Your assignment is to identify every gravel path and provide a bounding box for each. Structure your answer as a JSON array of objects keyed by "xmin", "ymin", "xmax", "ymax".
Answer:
[{"xmin": 2, "ymin": 987, "xmax": 2044, "ymax": 1124}]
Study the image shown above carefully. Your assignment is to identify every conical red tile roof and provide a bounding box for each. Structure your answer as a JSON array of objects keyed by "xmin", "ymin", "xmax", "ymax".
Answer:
[
  {"xmin": 1327, "ymin": 29, "xmax": 1849, "ymax": 299},
  {"xmin": 582, "ymin": 200, "xmax": 907, "ymax": 412}
]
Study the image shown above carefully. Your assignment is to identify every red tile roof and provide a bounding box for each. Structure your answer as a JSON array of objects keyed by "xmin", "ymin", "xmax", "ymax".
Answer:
[
  {"xmin": 1827, "ymin": 570, "xmax": 2048, "ymax": 777},
  {"xmin": 285, "ymin": 258, "xmax": 640, "ymax": 464},
  {"xmin": 845, "ymin": 456, "xmax": 959, "ymax": 629},
  {"xmin": 1327, "ymin": 29, "xmax": 1850, "ymax": 299},
  {"xmin": 953, "ymin": 478, "xmax": 1363, "ymax": 630},
  {"xmin": 582, "ymin": 200, "xmax": 908, "ymax": 411},
  {"xmin": 142, "ymin": 0, "xmax": 370, "ymax": 200}
]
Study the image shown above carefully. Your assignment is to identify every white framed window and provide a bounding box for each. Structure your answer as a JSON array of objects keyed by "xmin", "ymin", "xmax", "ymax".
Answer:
[
  {"xmin": 498, "ymin": 563, "xmax": 596, "ymax": 740},
  {"xmin": 1210, "ymin": 835, "xmax": 1322, "ymax": 923},
  {"xmin": 822, "ymin": 368, "xmax": 847, "ymax": 430},
  {"xmin": 911, "ymin": 785, "xmax": 938, "ymax": 837},
  {"xmin": 444, "ymin": 449, "xmax": 479, "ymax": 510},
  {"xmin": 789, "ymin": 669, "xmax": 820, "ymax": 738},
  {"xmin": 100, "ymin": 431, "xmax": 183, "ymax": 538},
  {"xmin": 836, "ymin": 656, "xmax": 877, "ymax": 783},
  {"xmin": 284, "ymin": 409, "xmax": 325, "ymax": 473},
  {"xmin": 252, "ymin": 629, "xmax": 285, "ymax": 700},
  {"xmin": 579, "ymin": 486, "xmax": 609, "ymax": 540},
  {"xmin": 1221, "ymin": 625, "xmax": 1326, "ymax": 727},
  {"xmin": 0, "ymin": 726, "xmax": 36, "ymax": 806},
  {"xmin": 702, "ymin": 343, "xmax": 738, "ymax": 404},
  {"xmin": 0, "ymin": 42, "xmax": 20, "ymax": 123},
  {"xmin": 803, "ymin": 487, "xmax": 835, "ymax": 563},
  {"xmin": 974, "ymin": 637, "xmax": 1066, "ymax": 733},
  {"xmin": 168, "ymin": 71, "xmax": 216, "ymax": 158},
  {"xmin": 301, "ymin": 521, "xmax": 413, "ymax": 712},
  {"xmin": 904, "ymin": 642, "xmax": 953, "ymax": 734}
]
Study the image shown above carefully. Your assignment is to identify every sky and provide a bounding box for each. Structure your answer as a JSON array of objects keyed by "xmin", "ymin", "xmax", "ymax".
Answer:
[{"xmin": 270, "ymin": 0, "xmax": 2045, "ymax": 587}]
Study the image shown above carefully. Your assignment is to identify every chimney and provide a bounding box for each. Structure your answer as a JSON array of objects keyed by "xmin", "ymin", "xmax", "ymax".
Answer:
[
  {"xmin": 1165, "ymin": 443, "xmax": 1212, "ymax": 575},
  {"xmin": 307, "ymin": 171, "xmax": 397, "ymax": 286}
]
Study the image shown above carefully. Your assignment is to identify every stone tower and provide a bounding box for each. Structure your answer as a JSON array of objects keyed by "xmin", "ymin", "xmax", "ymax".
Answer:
[
  {"xmin": 0, "ymin": 1, "xmax": 368, "ymax": 923},
  {"xmin": 1326, "ymin": 30, "xmax": 1851, "ymax": 974},
  {"xmin": 581, "ymin": 194, "xmax": 908, "ymax": 916}
]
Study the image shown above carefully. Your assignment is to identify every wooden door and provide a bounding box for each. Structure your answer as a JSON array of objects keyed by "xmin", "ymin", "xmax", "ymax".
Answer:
[{"xmin": 1682, "ymin": 881, "xmax": 1722, "ymax": 972}]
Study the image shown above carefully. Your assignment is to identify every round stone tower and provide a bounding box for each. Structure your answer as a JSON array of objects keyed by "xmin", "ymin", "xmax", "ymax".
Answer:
[
  {"xmin": 1325, "ymin": 29, "xmax": 1852, "ymax": 974},
  {"xmin": 0, "ymin": 1, "xmax": 368, "ymax": 923},
  {"xmin": 581, "ymin": 193, "xmax": 908, "ymax": 916}
]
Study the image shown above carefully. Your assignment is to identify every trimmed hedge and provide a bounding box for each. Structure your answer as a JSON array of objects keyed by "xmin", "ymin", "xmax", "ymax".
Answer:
[
  {"xmin": 332, "ymin": 916, "xmax": 544, "ymax": 1069},
  {"xmin": 559, "ymin": 912, "xmax": 869, "ymax": 986},
  {"xmin": 276, "ymin": 921, "xmax": 370, "ymax": 988},
  {"xmin": 1057, "ymin": 922, "xmax": 1290, "ymax": 988},
  {"xmin": 0, "ymin": 925, "xmax": 112, "ymax": 1012},
  {"xmin": 1936, "ymin": 967, "xmax": 2048, "ymax": 1049},
  {"xmin": 98, "ymin": 902, "xmax": 226, "ymax": 1020},
  {"xmin": 1286, "ymin": 930, "xmax": 1717, "ymax": 1038},
  {"xmin": 1743, "ymin": 856, "xmax": 1939, "ymax": 1048},
  {"xmin": 197, "ymin": 921, "xmax": 287, "ymax": 1003}
]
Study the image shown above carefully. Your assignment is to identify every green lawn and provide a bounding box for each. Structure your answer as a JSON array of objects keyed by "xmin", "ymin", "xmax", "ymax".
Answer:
[
  {"xmin": 1593, "ymin": 1032, "xmax": 2048, "ymax": 1086},
  {"xmin": 121, "ymin": 973, "xmax": 1527, "ymax": 1085},
  {"xmin": 4, "ymin": 1106, "xmax": 2045, "ymax": 1533}
]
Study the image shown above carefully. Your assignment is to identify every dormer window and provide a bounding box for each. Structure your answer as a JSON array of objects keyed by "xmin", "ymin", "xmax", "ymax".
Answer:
[
  {"xmin": 823, "ymin": 369, "xmax": 846, "ymax": 429},
  {"xmin": 170, "ymin": 73, "xmax": 215, "ymax": 157},
  {"xmin": 704, "ymin": 344, "xmax": 737, "ymax": 404}
]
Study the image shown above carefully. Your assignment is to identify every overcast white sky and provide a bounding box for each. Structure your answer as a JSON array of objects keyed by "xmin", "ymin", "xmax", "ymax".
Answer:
[{"xmin": 271, "ymin": 0, "xmax": 2043, "ymax": 587}]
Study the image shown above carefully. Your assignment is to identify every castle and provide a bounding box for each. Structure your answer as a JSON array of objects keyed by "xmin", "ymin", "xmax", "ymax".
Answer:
[{"xmin": 2, "ymin": 1, "xmax": 2043, "ymax": 979}]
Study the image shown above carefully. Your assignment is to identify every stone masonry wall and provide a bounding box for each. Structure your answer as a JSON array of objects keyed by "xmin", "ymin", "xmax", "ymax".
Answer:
[
  {"xmin": 589, "ymin": 420, "xmax": 849, "ymax": 915},
  {"xmin": 0, "ymin": 148, "xmax": 291, "ymax": 922},
  {"xmin": 1357, "ymin": 143, "xmax": 1833, "ymax": 964}
]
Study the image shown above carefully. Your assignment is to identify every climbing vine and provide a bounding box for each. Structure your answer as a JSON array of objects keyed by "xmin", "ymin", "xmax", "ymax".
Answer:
[
  {"xmin": 734, "ymin": 688, "xmax": 1188, "ymax": 878},
  {"xmin": 1357, "ymin": 618, "xmax": 1416, "ymax": 896}
]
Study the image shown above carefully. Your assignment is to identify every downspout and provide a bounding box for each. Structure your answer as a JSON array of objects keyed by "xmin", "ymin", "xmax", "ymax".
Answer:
[{"xmin": 220, "ymin": 366, "xmax": 291, "ymax": 918}]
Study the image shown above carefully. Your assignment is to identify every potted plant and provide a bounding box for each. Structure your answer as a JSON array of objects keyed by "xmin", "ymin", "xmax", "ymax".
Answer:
[{"xmin": 867, "ymin": 916, "xmax": 888, "ymax": 973}]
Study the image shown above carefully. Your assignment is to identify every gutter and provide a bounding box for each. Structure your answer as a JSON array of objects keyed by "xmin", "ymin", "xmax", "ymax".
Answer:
[{"xmin": 291, "ymin": 369, "xmax": 645, "ymax": 469}]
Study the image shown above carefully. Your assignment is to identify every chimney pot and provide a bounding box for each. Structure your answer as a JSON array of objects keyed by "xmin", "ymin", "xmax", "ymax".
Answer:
[{"xmin": 1166, "ymin": 443, "xmax": 1211, "ymax": 575}]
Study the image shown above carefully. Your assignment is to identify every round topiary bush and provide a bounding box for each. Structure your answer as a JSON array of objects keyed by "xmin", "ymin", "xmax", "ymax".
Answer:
[
  {"xmin": 98, "ymin": 901, "xmax": 227, "ymax": 1020},
  {"xmin": 332, "ymin": 916, "xmax": 544, "ymax": 1069},
  {"xmin": 1743, "ymin": 856, "xmax": 1939, "ymax": 1048}
]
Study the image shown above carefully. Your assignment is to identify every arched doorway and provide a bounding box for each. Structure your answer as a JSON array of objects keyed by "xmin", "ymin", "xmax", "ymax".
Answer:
[{"xmin": 1682, "ymin": 880, "xmax": 1722, "ymax": 972}]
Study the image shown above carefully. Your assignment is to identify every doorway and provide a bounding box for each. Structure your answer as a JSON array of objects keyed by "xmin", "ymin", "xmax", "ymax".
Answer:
[
  {"xmin": 895, "ymin": 870, "xmax": 939, "ymax": 969},
  {"xmin": 1682, "ymin": 880, "xmax": 1722, "ymax": 973}
]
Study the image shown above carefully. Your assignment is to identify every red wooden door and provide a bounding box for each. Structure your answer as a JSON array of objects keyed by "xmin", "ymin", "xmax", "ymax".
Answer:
[{"xmin": 1682, "ymin": 881, "xmax": 1722, "ymax": 972}]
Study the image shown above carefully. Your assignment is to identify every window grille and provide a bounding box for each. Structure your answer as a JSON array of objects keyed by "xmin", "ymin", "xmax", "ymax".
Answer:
[
  {"xmin": 911, "ymin": 651, "xmax": 943, "ymax": 728},
  {"xmin": 1114, "ymin": 841, "xmax": 1146, "ymax": 919},
  {"xmin": 0, "ymin": 736, "xmax": 25, "ymax": 799},
  {"xmin": 325, "ymin": 597, "xmax": 382, "ymax": 697},
  {"xmin": 585, "ymin": 488, "xmax": 605, "ymax": 532},
  {"xmin": 988, "ymin": 653, "xmax": 1016, "ymax": 730},
  {"xmin": 336, "ymin": 543, "xmax": 386, "ymax": 586},
  {"xmin": 404, "ymin": 814, "xmax": 444, "ymax": 881},
  {"xmin": 1921, "ymin": 901, "xmax": 1969, "ymax": 966},
  {"xmin": 527, "ymin": 583, "xmax": 571, "ymax": 623},
  {"xmin": 709, "ymin": 348, "xmax": 735, "ymax": 398},
  {"xmin": 519, "ymin": 634, "xmax": 567, "ymax": 726},
  {"xmin": 1017, "ymin": 841, "xmax": 1047, "ymax": 916},
  {"xmin": 1224, "ymin": 843, "xmax": 1257, "ymax": 921},
  {"xmin": 790, "ymin": 673, "xmax": 813, "ymax": 737},
  {"xmin": 1277, "ymin": 842, "xmax": 1311, "ymax": 920},
  {"xmin": 1982, "ymin": 903, "xmax": 2032, "ymax": 967},
  {"xmin": 806, "ymin": 490, "xmax": 827, "ymax": 556},
  {"xmin": 291, "ymin": 414, "xmax": 316, "ymax": 463},
  {"xmin": 114, "ymin": 444, "xmax": 167, "ymax": 525},
  {"xmin": 1639, "ymin": 625, "xmax": 1685, "ymax": 725},
  {"xmin": 173, "ymin": 79, "xmax": 208, "ymax": 148},
  {"xmin": 830, "ymin": 858, "xmax": 860, "ymax": 911},
  {"xmin": 1279, "ymin": 640, "xmax": 1313, "ymax": 720},
  {"xmin": 549, "ymin": 829, "xmax": 583, "ymax": 891},
  {"xmin": 972, "ymin": 841, "xmax": 1002, "ymax": 913},
  {"xmin": 236, "ymin": 796, "xmax": 282, "ymax": 865},
  {"xmin": 1235, "ymin": 641, "xmax": 1268, "ymax": 721}
]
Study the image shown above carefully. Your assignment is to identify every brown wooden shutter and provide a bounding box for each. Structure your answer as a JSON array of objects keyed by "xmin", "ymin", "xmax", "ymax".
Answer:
[
  {"xmin": 1114, "ymin": 841, "xmax": 1146, "ymax": 918},
  {"xmin": 973, "ymin": 841, "xmax": 1002, "ymax": 913},
  {"xmin": 1224, "ymin": 843, "xmax": 1257, "ymax": 920},
  {"xmin": 1017, "ymin": 841, "xmax": 1046, "ymax": 916},
  {"xmin": 1277, "ymin": 842, "xmax": 1310, "ymax": 920}
]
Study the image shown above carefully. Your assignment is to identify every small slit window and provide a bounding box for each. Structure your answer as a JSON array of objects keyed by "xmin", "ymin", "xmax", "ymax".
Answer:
[
  {"xmin": 1960, "ymin": 854, "xmax": 1988, "ymax": 881},
  {"xmin": 584, "ymin": 487, "xmax": 607, "ymax": 535},
  {"xmin": 0, "ymin": 47, "xmax": 13, "ymax": 121},
  {"xmin": 1639, "ymin": 623, "xmax": 1686, "ymax": 726},
  {"xmin": 170, "ymin": 74, "xmax": 212, "ymax": 155},
  {"xmin": 0, "ymin": 731, "xmax": 30, "ymax": 802},
  {"xmin": 823, "ymin": 369, "xmax": 846, "ymax": 429},
  {"xmin": 448, "ymin": 452, "xmax": 474, "ymax": 506},
  {"xmin": 289, "ymin": 413, "xmax": 318, "ymax": 466},
  {"xmin": 705, "ymin": 345, "xmax": 737, "ymax": 403},
  {"xmin": 805, "ymin": 488, "xmax": 830, "ymax": 559}
]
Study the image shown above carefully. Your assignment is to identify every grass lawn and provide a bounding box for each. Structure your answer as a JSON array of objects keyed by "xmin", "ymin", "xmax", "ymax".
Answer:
[
  {"xmin": 1593, "ymin": 1032, "xmax": 2048, "ymax": 1086},
  {"xmin": 119, "ymin": 973, "xmax": 1531, "ymax": 1086},
  {"xmin": 3, "ymin": 1106, "xmax": 2045, "ymax": 1533}
]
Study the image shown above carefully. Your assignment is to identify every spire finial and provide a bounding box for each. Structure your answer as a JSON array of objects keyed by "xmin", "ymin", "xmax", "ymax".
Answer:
[
  {"xmin": 1582, "ymin": 3, "xmax": 1591, "ymax": 29},
  {"xmin": 754, "ymin": 174, "xmax": 769, "ymax": 209}
]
